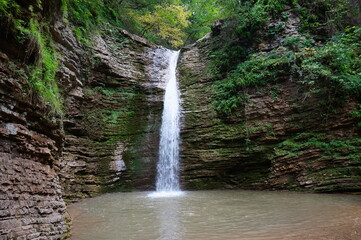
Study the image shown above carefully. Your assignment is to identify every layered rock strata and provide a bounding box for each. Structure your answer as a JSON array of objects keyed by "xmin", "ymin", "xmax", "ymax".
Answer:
[
  {"xmin": 178, "ymin": 11, "xmax": 361, "ymax": 192},
  {"xmin": 0, "ymin": 53, "xmax": 68, "ymax": 239},
  {"xmin": 0, "ymin": 4, "xmax": 169, "ymax": 239},
  {"xmin": 59, "ymin": 30, "xmax": 169, "ymax": 200}
]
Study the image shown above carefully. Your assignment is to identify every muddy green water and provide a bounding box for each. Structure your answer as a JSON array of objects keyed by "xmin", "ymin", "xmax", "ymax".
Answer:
[{"xmin": 69, "ymin": 190, "xmax": 361, "ymax": 240}]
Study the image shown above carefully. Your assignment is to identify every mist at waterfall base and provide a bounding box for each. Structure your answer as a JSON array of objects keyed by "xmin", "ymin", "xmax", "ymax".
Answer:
[{"xmin": 149, "ymin": 50, "xmax": 183, "ymax": 198}]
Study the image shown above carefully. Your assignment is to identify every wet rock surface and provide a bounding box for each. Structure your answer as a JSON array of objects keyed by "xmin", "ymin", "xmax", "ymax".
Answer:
[
  {"xmin": 0, "ymin": 3, "xmax": 170, "ymax": 238},
  {"xmin": 58, "ymin": 27, "xmax": 170, "ymax": 200},
  {"xmin": 0, "ymin": 24, "xmax": 169, "ymax": 239},
  {"xmin": 0, "ymin": 54, "xmax": 68, "ymax": 239},
  {"xmin": 178, "ymin": 11, "xmax": 361, "ymax": 192}
]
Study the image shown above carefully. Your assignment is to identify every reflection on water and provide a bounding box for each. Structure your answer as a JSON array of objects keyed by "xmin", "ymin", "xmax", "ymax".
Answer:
[
  {"xmin": 68, "ymin": 191, "xmax": 361, "ymax": 240},
  {"xmin": 156, "ymin": 196, "xmax": 184, "ymax": 240}
]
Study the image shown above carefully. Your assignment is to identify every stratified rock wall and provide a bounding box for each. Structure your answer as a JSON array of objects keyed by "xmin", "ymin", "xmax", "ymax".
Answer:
[
  {"xmin": 58, "ymin": 28, "xmax": 169, "ymax": 200},
  {"xmin": 179, "ymin": 42, "xmax": 273, "ymax": 190},
  {"xmin": 0, "ymin": 54, "xmax": 68, "ymax": 239},
  {"xmin": 0, "ymin": 3, "xmax": 169, "ymax": 238},
  {"xmin": 178, "ymin": 13, "xmax": 361, "ymax": 193}
]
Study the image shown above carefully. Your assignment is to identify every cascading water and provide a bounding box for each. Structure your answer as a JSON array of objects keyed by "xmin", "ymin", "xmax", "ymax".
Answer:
[{"xmin": 149, "ymin": 50, "xmax": 183, "ymax": 198}]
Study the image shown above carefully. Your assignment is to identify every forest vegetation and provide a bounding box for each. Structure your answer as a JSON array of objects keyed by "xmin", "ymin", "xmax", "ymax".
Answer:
[{"xmin": 0, "ymin": 0, "xmax": 360, "ymax": 117}]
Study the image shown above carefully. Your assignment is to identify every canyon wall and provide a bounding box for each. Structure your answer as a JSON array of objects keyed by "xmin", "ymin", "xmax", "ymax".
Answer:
[
  {"xmin": 0, "ymin": 48, "xmax": 68, "ymax": 239},
  {"xmin": 178, "ymin": 10, "xmax": 361, "ymax": 193},
  {"xmin": 0, "ymin": 2, "xmax": 168, "ymax": 238},
  {"xmin": 57, "ymin": 26, "xmax": 169, "ymax": 200}
]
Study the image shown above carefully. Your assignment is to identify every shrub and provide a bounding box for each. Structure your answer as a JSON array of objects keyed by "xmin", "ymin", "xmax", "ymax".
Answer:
[
  {"xmin": 213, "ymin": 25, "xmax": 361, "ymax": 115},
  {"xmin": 214, "ymin": 48, "xmax": 295, "ymax": 114}
]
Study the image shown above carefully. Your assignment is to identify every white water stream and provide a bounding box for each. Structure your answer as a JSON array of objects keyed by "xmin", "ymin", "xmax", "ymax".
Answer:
[{"xmin": 149, "ymin": 50, "xmax": 183, "ymax": 198}]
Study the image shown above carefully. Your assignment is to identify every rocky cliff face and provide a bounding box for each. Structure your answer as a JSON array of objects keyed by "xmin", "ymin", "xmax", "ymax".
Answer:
[
  {"xmin": 57, "ymin": 26, "xmax": 169, "ymax": 200},
  {"xmin": 178, "ymin": 10, "xmax": 361, "ymax": 193},
  {"xmin": 0, "ymin": 53, "xmax": 68, "ymax": 239},
  {"xmin": 0, "ymin": 3, "xmax": 169, "ymax": 238}
]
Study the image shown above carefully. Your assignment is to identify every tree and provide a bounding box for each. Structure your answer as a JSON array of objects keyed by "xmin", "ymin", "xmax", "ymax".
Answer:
[
  {"xmin": 137, "ymin": 3, "xmax": 191, "ymax": 48},
  {"xmin": 182, "ymin": 0, "xmax": 226, "ymax": 42}
]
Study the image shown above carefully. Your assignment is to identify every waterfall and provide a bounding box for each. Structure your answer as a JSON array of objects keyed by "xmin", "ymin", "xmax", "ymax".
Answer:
[{"xmin": 149, "ymin": 50, "xmax": 183, "ymax": 198}]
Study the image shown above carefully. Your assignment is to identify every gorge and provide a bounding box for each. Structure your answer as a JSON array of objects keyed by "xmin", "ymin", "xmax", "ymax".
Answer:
[{"xmin": 0, "ymin": 0, "xmax": 361, "ymax": 239}]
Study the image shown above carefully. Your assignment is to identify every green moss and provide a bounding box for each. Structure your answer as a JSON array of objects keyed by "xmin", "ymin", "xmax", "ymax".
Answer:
[
  {"xmin": 187, "ymin": 180, "xmax": 223, "ymax": 190},
  {"xmin": 274, "ymin": 133, "xmax": 361, "ymax": 163},
  {"xmin": 94, "ymin": 87, "xmax": 138, "ymax": 98},
  {"xmin": 310, "ymin": 167, "xmax": 361, "ymax": 187},
  {"xmin": 80, "ymin": 84, "xmax": 153, "ymax": 192},
  {"xmin": 247, "ymin": 123, "xmax": 275, "ymax": 136},
  {"xmin": 61, "ymin": 217, "xmax": 72, "ymax": 240},
  {"xmin": 274, "ymin": 148, "xmax": 300, "ymax": 157},
  {"xmin": 0, "ymin": 1, "xmax": 63, "ymax": 114},
  {"xmin": 27, "ymin": 19, "xmax": 62, "ymax": 114}
]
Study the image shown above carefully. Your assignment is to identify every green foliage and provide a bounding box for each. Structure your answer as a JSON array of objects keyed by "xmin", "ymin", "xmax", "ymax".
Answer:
[
  {"xmin": 0, "ymin": 0, "xmax": 20, "ymax": 16},
  {"xmin": 0, "ymin": 0, "xmax": 25, "ymax": 39},
  {"xmin": 275, "ymin": 132, "xmax": 361, "ymax": 161},
  {"xmin": 208, "ymin": 1, "xmax": 291, "ymax": 114},
  {"xmin": 63, "ymin": 0, "xmax": 193, "ymax": 47},
  {"xmin": 214, "ymin": 48, "xmax": 295, "ymax": 114},
  {"xmin": 295, "ymin": 0, "xmax": 349, "ymax": 34},
  {"xmin": 283, "ymin": 36, "xmax": 313, "ymax": 50},
  {"xmin": 26, "ymin": 19, "xmax": 62, "ymax": 114},
  {"xmin": 135, "ymin": 3, "xmax": 191, "ymax": 47},
  {"xmin": 208, "ymin": 0, "xmax": 291, "ymax": 82},
  {"xmin": 213, "ymin": 26, "xmax": 361, "ymax": 115},
  {"xmin": 182, "ymin": 0, "xmax": 227, "ymax": 42},
  {"xmin": 299, "ymin": 26, "xmax": 361, "ymax": 97},
  {"xmin": 0, "ymin": 1, "xmax": 63, "ymax": 114},
  {"xmin": 352, "ymin": 105, "xmax": 361, "ymax": 128},
  {"xmin": 233, "ymin": 0, "xmax": 289, "ymax": 36},
  {"xmin": 60, "ymin": 0, "xmax": 291, "ymax": 48},
  {"xmin": 62, "ymin": 0, "xmax": 106, "ymax": 43},
  {"xmin": 208, "ymin": 0, "xmax": 355, "ymax": 84}
]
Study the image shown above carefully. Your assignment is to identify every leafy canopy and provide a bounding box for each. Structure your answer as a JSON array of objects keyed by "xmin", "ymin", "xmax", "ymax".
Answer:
[
  {"xmin": 62, "ymin": 0, "xmax": 230, "ymax": 47},
  {"xmin": 136, "ymin": 4, "xmax": 191, "ymax": 47}
]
